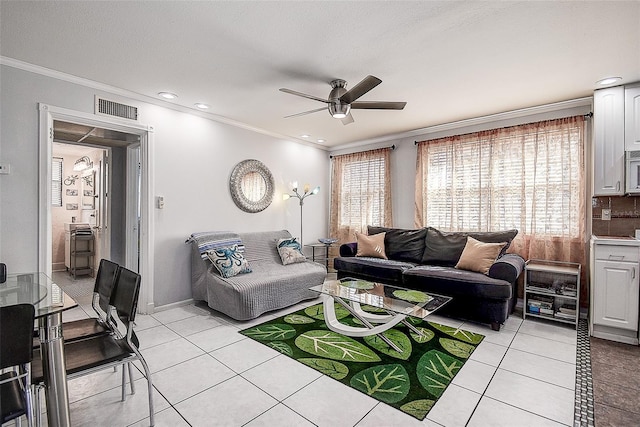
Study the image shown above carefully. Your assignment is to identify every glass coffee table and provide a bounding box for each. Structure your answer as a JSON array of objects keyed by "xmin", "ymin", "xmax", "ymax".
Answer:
[{"xmin": 310, "ymin": 278, "xmax": 451, "ymax": 352}]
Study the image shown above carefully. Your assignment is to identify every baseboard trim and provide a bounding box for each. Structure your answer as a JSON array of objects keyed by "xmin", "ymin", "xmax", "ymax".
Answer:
[{"xmin": 152, "ymin": 298, "xmax": 194, "ymax": 314}]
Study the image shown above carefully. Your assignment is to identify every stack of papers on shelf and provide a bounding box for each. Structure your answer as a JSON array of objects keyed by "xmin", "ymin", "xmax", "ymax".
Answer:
[
  {"xmin": 527, "ymin": 295, "xmax": 554, "ymax": 315},
  {"xmin": 555, "ymin": 312, "xmax": 576, "ymax": 320},
  {"xmin": 555, "ymin": 304, "xmax": 577, "ymax": 320}
]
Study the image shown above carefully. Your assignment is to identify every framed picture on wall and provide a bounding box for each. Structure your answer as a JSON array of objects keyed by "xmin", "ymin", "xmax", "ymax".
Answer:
[
  {"xmin": 66, "ymin": 203, "xmax": 78, "ymax": 210},
  {"xmin": 66, "ymin": 189, "xmax": 78, "ymax": 196}
]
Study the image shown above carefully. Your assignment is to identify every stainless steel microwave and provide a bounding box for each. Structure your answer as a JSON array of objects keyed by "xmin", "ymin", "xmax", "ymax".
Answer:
[{"xmin": 626, "ymin": 151, "xmax": 640, "ymax": 194}]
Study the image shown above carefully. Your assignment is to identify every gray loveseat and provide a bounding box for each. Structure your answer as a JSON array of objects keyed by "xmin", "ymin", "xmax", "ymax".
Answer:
[
  {"xmin": 189, "ymin": 230, "xmax": 326, "ymax": 320},
  {"xmin": 333, "ymin": 226, "xmax": 525, "ymax": 330}
]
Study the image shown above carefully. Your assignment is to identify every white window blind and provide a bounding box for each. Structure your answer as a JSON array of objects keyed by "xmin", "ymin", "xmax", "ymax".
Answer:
[
  {"xmin": 52, "ymin": 157, "xmax": 63, "ymax": 207},
  {"xmin": 415, "ymin": 116, "xmax": 586, "ymax": 264},
  {"xmin": 340, "ymin": 157, "xmax": 387, "ymax": 227},
  {"xmin": 329, "ymin": 147, "xmax": 393, "ymax": 243}
]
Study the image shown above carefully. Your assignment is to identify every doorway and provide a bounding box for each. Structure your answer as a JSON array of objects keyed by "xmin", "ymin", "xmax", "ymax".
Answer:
[
  {"xmin": 51, "ymin": 122, "xmax": 140, "ymax": 297},
  {"xmin": 38, "ymin": 103, "xmax": 155, "ymax": 314}
]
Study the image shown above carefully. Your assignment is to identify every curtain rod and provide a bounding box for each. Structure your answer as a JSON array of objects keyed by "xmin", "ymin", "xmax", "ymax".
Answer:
[
  {"xmin": 414, "ymin": 112, "xmax": 593, "ymax": 145},
  {"xmin": 329, "ymin": 144, "xmax": 395, "ymax": 159}
]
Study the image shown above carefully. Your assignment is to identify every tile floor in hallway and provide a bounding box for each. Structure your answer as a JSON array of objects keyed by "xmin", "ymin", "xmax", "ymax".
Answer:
[{"xmin": 45, "ymin": 281, "xmax": 579, "ymax": 427}]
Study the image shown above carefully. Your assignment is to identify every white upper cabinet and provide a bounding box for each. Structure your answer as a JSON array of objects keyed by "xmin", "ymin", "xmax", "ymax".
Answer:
[
  {"xmin": 593, "ymin": 86, "xmax": 625, "ymax": 196},
  {"xmin": 625, "ymin": 85, "xmax": 640, "ymax": 151}
]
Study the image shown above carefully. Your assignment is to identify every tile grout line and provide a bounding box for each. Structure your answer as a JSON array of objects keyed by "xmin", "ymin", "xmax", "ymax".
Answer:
[{"xmin": 461, "ymin": 318, "xmax": 522, "ymax": 426}]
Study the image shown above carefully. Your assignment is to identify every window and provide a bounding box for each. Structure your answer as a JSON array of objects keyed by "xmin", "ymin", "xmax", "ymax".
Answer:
[
  {"xmin": 415, "ymin": 116, "xmax": 586, "ymax": 265},
  {"xmin": 339, "ymin": 156, "xmax": 387, "ymax": 227},
  {"xmin": 330, "ymin": 148, "xmax": 393, "ymax": 243},
  {"xmin": 52, "ymin": 157, "xmax": 63, "ymax": 207}
]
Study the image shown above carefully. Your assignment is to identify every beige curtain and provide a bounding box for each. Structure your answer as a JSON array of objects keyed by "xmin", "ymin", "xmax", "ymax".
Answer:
[
  {"xmin": 330, "ymin": 148, "xmax": 393, "ymax": 248},
  {"xmin": 415, "ymin": 116, "xmax": 586, "ymax": 268}
]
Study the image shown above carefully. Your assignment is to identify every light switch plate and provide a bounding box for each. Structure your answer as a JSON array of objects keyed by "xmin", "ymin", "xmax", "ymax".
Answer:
[
  {"xmin": 0, "ymin": 163, "xmax": 10, "ymax": 174},
  {"xmin": 602, "ymin": 209, "xmax": 611, "ymax": 221}
]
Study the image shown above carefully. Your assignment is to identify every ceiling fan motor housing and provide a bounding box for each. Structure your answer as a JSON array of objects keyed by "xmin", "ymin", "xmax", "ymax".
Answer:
[{"xmin": 329, "ymin": 79, "xmax": 350, "ymax": 118}]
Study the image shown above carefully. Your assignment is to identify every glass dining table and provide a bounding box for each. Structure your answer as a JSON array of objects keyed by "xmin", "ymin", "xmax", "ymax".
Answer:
[{"xmin": 0, "ymin": 272, "xmax": 78, "ymax": 427}]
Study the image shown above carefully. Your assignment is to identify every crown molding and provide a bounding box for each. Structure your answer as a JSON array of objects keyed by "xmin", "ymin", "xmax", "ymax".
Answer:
[{"xmin": 0, "ymin": 56, "xmax": 329, "ymax": 151}]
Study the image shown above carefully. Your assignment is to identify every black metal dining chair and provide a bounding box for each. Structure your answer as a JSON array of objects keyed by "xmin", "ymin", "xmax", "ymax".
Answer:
[
  {"xmin": 1, "ymin": 303, "xmax": 36, "ymax": 427},
  {"xmin": 31, "ymin": 267, "xmax": 155, "ymax": 426},
  {"xmin": 63, "ymin": 258, "xmax": 121, "ymax": 341},
  {"xmin": 0, "ymin": 262, "xmax": 6, "ymax": 283},
  {"xmin": 32, "ymin": 259, "xmax": 120, "ymax": 350}
]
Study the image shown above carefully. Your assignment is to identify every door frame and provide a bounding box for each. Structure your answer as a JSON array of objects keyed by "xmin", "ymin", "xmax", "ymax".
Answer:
[{"xmin": 38, "ymin": 103, "xmax": 156, "ymax": 314}]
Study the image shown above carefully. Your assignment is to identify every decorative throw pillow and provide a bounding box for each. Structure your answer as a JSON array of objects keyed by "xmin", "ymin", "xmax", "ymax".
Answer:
[
  {"xmin": 368, "ymin": 226, "xmax": 427, "ymax": 263},
  {"xmin": 455, "ymin": 236, "xmax": 506, "ymax": 275},
  {"xmin": 277, "ymin": 237, "xmax": 306, "ymax": 265},
  {"xmin": 355, "ymin": 232, "xmax": 388, "ymax": 259},
  {"xmin": 206, "ymin": 245, "xmax": 252, "ymax": 278},
  {"xmin": 422, "ymin": 227, "xmax": 517, "ymax": 266}
]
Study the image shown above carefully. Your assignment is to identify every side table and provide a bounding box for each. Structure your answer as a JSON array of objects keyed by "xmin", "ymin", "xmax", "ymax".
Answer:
[{"xmin": 305, "ymin": 243, "xmax": 338, "ymax": 271}]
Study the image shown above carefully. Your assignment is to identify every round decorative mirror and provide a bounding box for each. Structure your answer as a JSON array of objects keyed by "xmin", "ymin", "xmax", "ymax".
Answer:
[{"xmin": 229, "ymin": 159, "xmax": 274, "ymax": 213}]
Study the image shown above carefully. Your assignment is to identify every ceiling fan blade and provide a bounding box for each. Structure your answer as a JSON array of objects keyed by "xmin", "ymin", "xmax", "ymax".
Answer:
[
  {"xmin": 279, "ymin": 88, "xmax": 328, "ymax": 104},
  {"xmin": 339, "ymin": 75, "xmax": 382, "ymax": 104},
  {"xmin": 284, "ymin": 107, "xmax": 327, "ymax": 118},
  {"xmin": 350, "ymin": 101, "xmax": 407, "ymax": 110},
  {"xmin": 341, "ymin": 112, "xmax": 355, "ymax": 125}
]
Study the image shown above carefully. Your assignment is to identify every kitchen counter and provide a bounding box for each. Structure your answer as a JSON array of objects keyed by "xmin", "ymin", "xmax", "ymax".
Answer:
[{"xmin": 591, "ymin": 235, "xmax": 640, "ymax": 246}]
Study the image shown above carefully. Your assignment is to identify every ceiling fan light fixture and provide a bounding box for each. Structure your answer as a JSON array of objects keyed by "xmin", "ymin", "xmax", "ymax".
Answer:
[{"xmin": 329, "ymin": 102, "xmax": 350, "ymax": 119}]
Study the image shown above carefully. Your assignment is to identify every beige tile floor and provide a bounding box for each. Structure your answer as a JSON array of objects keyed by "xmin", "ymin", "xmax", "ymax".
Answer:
[{"xmin": 36, "ymin": 273, "xmax": 579, "ymax": 426}]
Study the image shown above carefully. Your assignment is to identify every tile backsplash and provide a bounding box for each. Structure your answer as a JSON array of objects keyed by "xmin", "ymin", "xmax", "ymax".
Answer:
[{"xmin": 592, "ymin": 196, "xmax": 640, "ymax": 237}]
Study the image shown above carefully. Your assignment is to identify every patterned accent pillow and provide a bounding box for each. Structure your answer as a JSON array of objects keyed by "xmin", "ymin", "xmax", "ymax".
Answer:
[
  {"xmin": 277, "ymin": 237, "xmax": 306, "ymax": 265},
  {"xmin": 206, "ymin": 245, "xmax": 252, "ymax": 278},
  {"xmin": 355, "ymin": 231, "xmax": 388, "ymax": 259}
]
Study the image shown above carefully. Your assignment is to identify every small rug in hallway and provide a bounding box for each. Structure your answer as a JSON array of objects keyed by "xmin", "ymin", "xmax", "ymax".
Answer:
[{"xmin": 240, "ymin": 303, "xmax": 484, "ymax": 420}]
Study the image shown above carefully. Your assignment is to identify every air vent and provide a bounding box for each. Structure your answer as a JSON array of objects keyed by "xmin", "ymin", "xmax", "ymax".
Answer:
[{"xmin": 95, "ymin": 96, "xmax": 139, "ymax": 121}]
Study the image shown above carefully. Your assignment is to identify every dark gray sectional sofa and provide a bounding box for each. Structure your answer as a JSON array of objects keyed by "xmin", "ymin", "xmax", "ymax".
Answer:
[{"xmin": 333, "ymin": 226, "xmax": 525, "ymax": 330}]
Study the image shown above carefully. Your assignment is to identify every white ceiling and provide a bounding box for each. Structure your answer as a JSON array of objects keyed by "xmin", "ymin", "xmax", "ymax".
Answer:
[{"xmin": 2, "ymin": 1, "xmax": 639, "ymax": 149}]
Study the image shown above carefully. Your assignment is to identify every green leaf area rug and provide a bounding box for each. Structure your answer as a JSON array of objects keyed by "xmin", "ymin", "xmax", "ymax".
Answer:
[{"xmin": 240, "ymin": 302, "xmax": 484, "ymax": 420}]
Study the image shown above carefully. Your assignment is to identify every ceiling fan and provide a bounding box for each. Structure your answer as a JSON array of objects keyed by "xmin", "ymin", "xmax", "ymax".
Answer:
[{"xmin": 279, "ymin": 75, "xmax": 406, "ymax": 125}]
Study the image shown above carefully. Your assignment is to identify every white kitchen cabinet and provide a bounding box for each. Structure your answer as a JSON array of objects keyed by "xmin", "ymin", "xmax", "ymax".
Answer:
[
  {"xmin": 593, "ymin": 86, "xmax": 625, "ymax": 196},
  {"xmin": 590, "ymin": 237, "xmax": 640, "ymax": 345},
  {"xmin": 625, "ymin": 84, "xmax": 640, "ymax": 151}
]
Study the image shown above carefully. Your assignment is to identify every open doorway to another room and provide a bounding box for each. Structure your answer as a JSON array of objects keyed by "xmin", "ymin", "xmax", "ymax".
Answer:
[{"xmin": 51, "ymin": 120, "xmax": 141, "ymax": 302}]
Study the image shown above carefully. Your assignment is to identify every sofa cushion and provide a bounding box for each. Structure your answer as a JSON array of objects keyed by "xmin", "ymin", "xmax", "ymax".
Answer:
[
  {"xmin": 334, "ymin": 256, "xmax": 415, "ymax": 285},
  {"xmin": 455, "ymin": 237, "xmax": 506, "ymax": 274},
  {"xmin": 368, "ymin": 226, "xmax": 427, "ymax": 263},
  {"xmin": 277, "ymin": 237, "xmax": 306, "ymax": 265},
  {"xmin": 422, "ymin": 228, "xmax": 518, "ymax": 266},
  {"xmin": 355, "ymin": 232, "xmax": 388, "ymax": 259},
  {"xmin": 206, "ymin": 245, "xmax": 252, "ymax": 278},
  {"xmin": 403, "ymin": 265, "xmax": 512, "ymax": 300}
]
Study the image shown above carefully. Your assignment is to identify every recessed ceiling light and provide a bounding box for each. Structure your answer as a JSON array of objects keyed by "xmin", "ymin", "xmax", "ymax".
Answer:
[
  {"xmin": 596, "ymin": 77, "xmax": 622, "ymax": 86},
  {"xmin": 194, "ymin": 103, "xmax": 210, "ymax": 109},
  {"xmin": 158, "ymin": 92, "xmax": 178, "ymax": 99},
  {"xmin": 317, "ymin": 139, "xmax": 326, "ymax": 143},
  {"xmin": 301, "ymin": 134, "xmax": 310, "ymax": 138}
]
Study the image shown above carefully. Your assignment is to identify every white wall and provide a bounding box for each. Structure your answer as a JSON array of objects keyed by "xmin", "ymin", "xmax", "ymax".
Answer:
[{"xmin": 0, "ymin": 65, "xmax": 330, "ymax": 307}]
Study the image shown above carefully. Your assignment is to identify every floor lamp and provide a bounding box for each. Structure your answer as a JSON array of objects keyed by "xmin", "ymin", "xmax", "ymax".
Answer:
[{"xmin": 283, "ymin": 181, "xmax": 320, "ymax": 247}]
